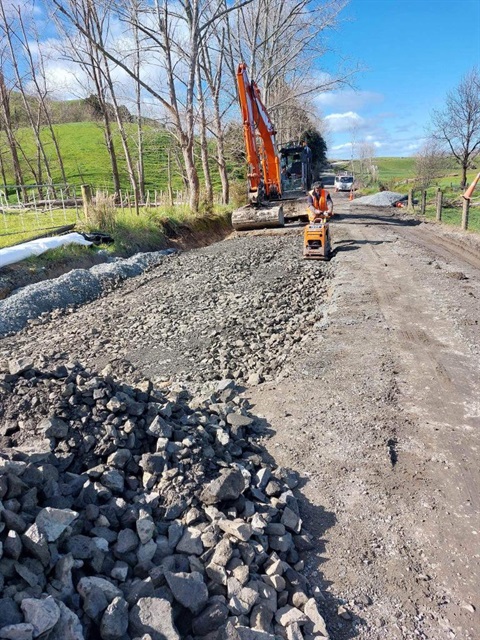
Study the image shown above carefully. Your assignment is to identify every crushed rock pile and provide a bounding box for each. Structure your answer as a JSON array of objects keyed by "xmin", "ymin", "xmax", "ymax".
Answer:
[
  {"xmin": 352, "ymin": 191, "xmax": 407, "ymax": 207},
  {"xmin": 0, "ymin": 250, "xmax": 176, "ymax": 337},
  {"xmin": 0, "ymin": 359, "xmax": 329, "ymax": 640},
  {"xmin": 3, "ymin": 240, "xmax": 330, "ymax": 388}
]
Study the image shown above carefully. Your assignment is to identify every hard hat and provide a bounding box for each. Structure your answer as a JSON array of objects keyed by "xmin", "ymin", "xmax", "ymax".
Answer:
[{"xmin": 312, "ymin": 181, "xmax": 323, "ymax": 189}]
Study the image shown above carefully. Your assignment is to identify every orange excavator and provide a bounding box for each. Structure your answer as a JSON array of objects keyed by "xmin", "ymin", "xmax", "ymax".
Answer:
[{"xmin": 232, "ymin": 63, "xmax": 284, "ymax": 231}]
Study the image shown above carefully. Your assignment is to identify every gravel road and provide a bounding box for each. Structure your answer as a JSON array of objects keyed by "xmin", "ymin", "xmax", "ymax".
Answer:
[{"xmin": 1, "ymin": 195, "xmax": 479, "ymax": 640}]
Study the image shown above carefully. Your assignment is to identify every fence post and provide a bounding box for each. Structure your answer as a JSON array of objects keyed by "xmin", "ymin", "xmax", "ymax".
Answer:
[
  {"xmin": 81, "ymin": 184, "xmax": 92, "ymax": 220},
  {"xmin": 73, "ymin": 186, "xmax": 79, "ymax": 219},
  {"xmin": 420, "ymin": 189, "xmax": 426, "ymax": 215},
  {"xmin": 407, "ymin": 188, "xmax": 413, "ymax": 211},
  {"xmin": 462, "ymin": 198, "xmax": 469, "ymax": 231},
  {"xmin": 436, "ymin": 188, "xmax": 443, "ymax": 221}
]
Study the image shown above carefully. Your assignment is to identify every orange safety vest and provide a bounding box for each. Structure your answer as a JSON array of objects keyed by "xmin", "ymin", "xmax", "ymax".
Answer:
[
  {"xmin": 312, "ymin": 189, "xmax": 328, "ymax": 211},
  {"xmin": 308, "ymin": 189, "xmax": 329, "ymax": 221}
]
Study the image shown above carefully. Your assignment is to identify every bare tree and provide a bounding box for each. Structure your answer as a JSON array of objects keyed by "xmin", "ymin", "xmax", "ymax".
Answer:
[
  {"xmin": 196, "ymin": 59, "xmax": 214, "ymax": 207},
  {"xmin": 200, "ymin": 32, "xmax": 231, "ymax": 203},
  {"xmin": 52, "ymin": 0, "xmax": 254, "ymax": 211},
  {"xmin": 0, "ymin": 67, "xmax": 24, "ymax": 190},
  {"xmin": 86, "ymin": 1, "xmax": 140, "ymax": 212},
  {"xmin": 0, "ymin": 1, "xmax": 55, "ymax": 189},
  {"xmin": 54, "ymin": 0, "xmax": 141, "ymax": 203},
  {"xmin": 415, "ymin": 137, "xmax": 447, "ymax": 189},
  {"xmin": 130, "ymin": 0, "xmax": 145, "ymax": 200},
  {"xmin": 15, "ymin": 8, "xmax": 68, "ymax": 187},
  {"xmin": 356, "ymin": 140, "xmax": 376, "ymax": 185},
  {"xmin": 225, "ymin": 0, "xmax": 354, "ymax": 128},
  {"xmin": 54, "ymin": 13, "xmax": 122, "ymax": 195},
  {"xmin": 431, "ymin": 67, "xmax": 480, "ymax": 187}
]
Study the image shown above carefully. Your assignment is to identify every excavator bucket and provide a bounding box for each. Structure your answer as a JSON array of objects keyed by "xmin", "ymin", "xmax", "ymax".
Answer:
[
  {"xmin": 303, "ymin": 222, "xmax": 331, "ymax": 260},
  {"xmin": 232, "ymin": 204, "xmax": 284, "ymax": 231}
]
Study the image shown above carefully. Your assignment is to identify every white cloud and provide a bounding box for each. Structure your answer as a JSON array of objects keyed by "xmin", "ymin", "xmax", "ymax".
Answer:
[
  {"xmin": 315, "ymin": 89, "xmax": 384, "ymax": 111},
  {"xmin": 324, "ymin": 111, "xmax": 366, "ymax": 132},
  {"xmin": 3, "ymin": 0, "xmax": 33, "ymax": 15},
  {"xmin": 332, "ymin": 142, "xmax": 354, "ymax": 152}
]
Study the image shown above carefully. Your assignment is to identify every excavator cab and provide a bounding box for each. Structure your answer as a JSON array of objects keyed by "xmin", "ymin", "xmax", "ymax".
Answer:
[{"xmin": 279, "ymin": 145, "xmax": 304, "ymax": 193}]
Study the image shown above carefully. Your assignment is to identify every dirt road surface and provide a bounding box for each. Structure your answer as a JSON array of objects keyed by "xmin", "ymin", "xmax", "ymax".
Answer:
[{"xmin": 2, "ymin": 194, "xmax": 479, "ymax": 639}]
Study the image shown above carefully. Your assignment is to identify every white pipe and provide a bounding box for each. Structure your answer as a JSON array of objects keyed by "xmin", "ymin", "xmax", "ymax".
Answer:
[{"xmin": 0, "ymin": 232, "xmax": 92, "ymax": 269}]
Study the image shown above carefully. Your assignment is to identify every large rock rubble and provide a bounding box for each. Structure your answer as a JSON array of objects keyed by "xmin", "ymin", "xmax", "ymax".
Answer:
[{"xmin": 0, "ymin": 360, "xmax": 329, "ymax": 640}]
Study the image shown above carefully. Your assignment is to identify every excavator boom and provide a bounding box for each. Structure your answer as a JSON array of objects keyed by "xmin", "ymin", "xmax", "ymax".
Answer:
[
  {"xmin": 231, "ymin": 63, "xmax": 284, "ymax": 231},
  {"xmin": 236, "ymin": 63, "xmax": 282, "ymax": 205}
]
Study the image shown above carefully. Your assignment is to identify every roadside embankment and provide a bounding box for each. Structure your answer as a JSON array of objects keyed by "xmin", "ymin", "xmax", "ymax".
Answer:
[{"xmin": 0, "ymin": 210, "xmax": 232, "ymax": 300}]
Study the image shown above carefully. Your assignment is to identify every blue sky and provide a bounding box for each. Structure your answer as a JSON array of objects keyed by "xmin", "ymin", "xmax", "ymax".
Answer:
[
  {"xmin": 7, "ymin": 0, "xmax": 480, "ymax": 159},
  {"xmin": 319, "ymin": 0, "xmax": 480, "ymax": 158}
]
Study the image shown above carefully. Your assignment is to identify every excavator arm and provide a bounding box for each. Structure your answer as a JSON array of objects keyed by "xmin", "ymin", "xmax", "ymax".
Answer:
[{"xmin": 236, "ymin": 63, "xmax": 282, "ymax": 205}]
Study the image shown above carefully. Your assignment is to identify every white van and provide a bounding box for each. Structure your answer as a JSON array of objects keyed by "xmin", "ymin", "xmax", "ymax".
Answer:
[{"xmin": 334, "ymin": 175, "xmax": 354, "ymax": 192}]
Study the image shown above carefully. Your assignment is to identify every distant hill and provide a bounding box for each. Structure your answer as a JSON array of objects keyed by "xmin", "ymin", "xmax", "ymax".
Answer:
[
  {"xmin": 5, "ymin": 92, "xmax": 135, "ymax": 128},
  {"xmin": 331, "ymin": 157, "xmax": 416, "ymax": 181}
]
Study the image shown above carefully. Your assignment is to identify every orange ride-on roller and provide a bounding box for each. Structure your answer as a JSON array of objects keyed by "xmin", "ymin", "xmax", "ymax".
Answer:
[{"xmin": 303, "ymin": 221, "xmax": 332, "ymax": 260}]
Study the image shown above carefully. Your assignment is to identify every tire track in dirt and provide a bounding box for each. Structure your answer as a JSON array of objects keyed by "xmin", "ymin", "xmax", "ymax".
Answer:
[{"xmin": 249, "ymin": 209, "xmax": 480, "ymax": 640}]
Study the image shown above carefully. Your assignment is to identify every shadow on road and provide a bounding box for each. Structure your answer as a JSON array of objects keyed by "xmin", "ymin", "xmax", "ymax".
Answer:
[
  {"xmin": 335, "ymin": 212, "xmax": 423, "ymax": 227},
  {"xmin": 331, "ymin": 238, "xmax": 395, "ymax": 256}
]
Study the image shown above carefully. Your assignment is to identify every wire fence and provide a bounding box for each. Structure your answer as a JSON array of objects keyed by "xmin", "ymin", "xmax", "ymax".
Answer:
[
  {"xmin": 0, "ymin": 185, "xmax": 82, "ymax": 246},
  {"xmin": 0, "ymin": 184, "xmax": 224, "ymax": 248}
]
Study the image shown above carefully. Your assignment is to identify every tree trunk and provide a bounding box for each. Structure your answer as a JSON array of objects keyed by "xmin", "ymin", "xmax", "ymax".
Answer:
[
  {"xmin": 0, "ymin": 150, "xmax": 7, "ymax": 188},
  {"xmin": 103, "ymin": 114, "xmax": 121, "ymax": 195},
  {"xmin": 167, "ymin": 147, "xmax": 174, "ymax": 206},
  {"xmin": 87, "ymin": 40, "xmax": 121, "ymax": 196},
  {"xmin": 182, "ymin": 141, "xmax": 200, "ymax": 211},
  {"xmin": 0, "ymin": 72, "xmax": 25, "ymax": 192},
  {"xmin": 200, "ymin": 42, "xmax": 229, "ymax": 204},
  {"xmin": 461, "ymin": 162, "xmax": 468, "ymax": 189},
  {"xmin": 98, "ymin": 48, "xmax": 139, "ymax": 213},
  {"xmin": 214, "ymin": 106, "xmax": 229, "ymax": 205},
  {"xmin": 196, "ymin": 61, "xmax": 213, "ymax": 207},
  {"xmin": 132, "ymin": 5, "xmax": 145, "ymax": 201}
]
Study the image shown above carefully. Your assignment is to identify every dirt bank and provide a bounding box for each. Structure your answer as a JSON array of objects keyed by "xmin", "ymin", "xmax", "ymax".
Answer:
[{"xmin": 0, "ymin": 211, "xmax": 232, "ymax": 299}]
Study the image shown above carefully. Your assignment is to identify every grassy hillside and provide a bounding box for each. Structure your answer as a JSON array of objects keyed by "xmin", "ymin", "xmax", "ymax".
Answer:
[
  {"xmin": 373, "ymin": 157, "xmax": 415, "ymax": 181},
  {"xmin": 1, "ymin": 121, "xmax": 222, "ymax": 194}
]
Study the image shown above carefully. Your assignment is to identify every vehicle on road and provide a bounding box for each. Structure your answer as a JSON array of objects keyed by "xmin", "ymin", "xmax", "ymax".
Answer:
[{"xmin": 334, "ymin": 174, "xmax": 354, "ymax": 192}]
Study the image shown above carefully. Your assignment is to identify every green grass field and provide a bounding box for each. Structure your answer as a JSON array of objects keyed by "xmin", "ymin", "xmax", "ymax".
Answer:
[
  {"xmin": 1, "ymin": 121, "xmax": 222, "ymax": 194},
  {"xmin": 0, "ymin": 202, "xmax": 233, "ymax": 253},
  {"xmin": 0, "ymin": 207, "xmax": 80, "ymax": 249}
]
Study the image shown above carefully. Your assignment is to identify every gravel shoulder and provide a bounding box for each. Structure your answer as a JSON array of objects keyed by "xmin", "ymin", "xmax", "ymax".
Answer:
[{"xmin": 1, "ymin": 197, "xmax": 479, "ymax": 639}]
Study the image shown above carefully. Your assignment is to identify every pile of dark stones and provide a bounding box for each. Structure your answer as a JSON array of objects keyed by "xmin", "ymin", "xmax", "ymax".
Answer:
[{"xmin": 0, "ymin": 359, "xmax": 329, "ymax": 640}]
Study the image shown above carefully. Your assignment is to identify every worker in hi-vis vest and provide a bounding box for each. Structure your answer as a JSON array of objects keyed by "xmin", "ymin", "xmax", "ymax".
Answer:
[{"xmin": 307, "ymin": 182, "xmax": 333, "ymax": 222}]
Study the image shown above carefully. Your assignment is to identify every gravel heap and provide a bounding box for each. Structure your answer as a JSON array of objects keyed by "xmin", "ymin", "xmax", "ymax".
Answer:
[
  {"xmin": 5, "ymin": 239, "xmax": 329, "ymax": 388},
  {"xmin": 352, "ymin": 191, "xmax": 407, "ymax": 207},
  {"xmin": 0, "ymin": 359, "xmax": 329, "ymax": 640},
  {"xmin": 0, "ymin": 250, "xmax": 176, "ymax": 337}
]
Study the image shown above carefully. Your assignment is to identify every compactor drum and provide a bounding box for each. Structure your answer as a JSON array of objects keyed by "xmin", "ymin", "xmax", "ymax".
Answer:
[{"xmin": 303, "ymin": 221, "xmax": 331, "ymax": 260}]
